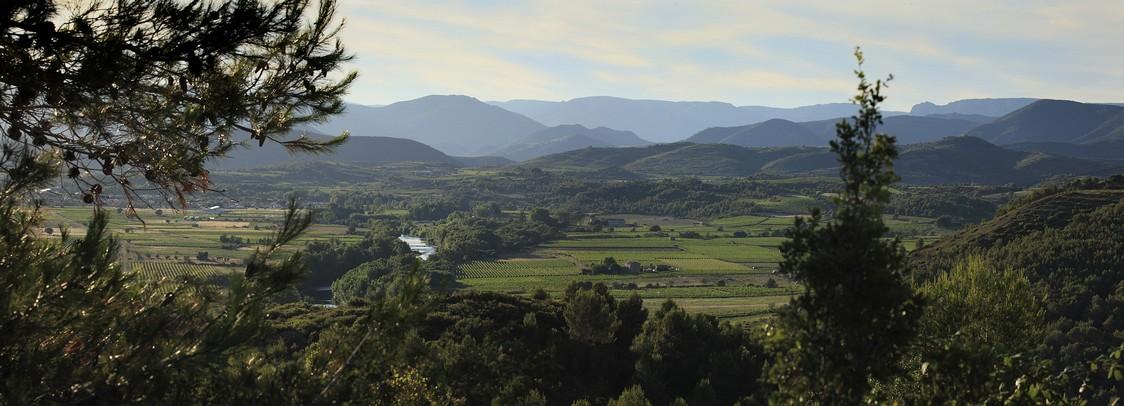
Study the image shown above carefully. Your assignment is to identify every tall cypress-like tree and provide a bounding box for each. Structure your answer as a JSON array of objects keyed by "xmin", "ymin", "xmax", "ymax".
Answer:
[{"xmin": 767, "ymin": 48, "xmax": 921, "ymax": 404}]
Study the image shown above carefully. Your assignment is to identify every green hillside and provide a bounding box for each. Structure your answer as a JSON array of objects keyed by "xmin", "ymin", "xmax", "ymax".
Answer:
[
  {"xmin": 893, "ymin": 136, "xmax": 1109, "ymax": 184},
  {"xmin": 1006, "ymin": 140, "xmax": 1124, "ymax": 163},
  {"xmin": 913, "ymin": 178, "xmax": 1124, "ymax": 397},
  {"xmin": 623, "ymin": 144, "xmax": 817, "ymax": 176}
]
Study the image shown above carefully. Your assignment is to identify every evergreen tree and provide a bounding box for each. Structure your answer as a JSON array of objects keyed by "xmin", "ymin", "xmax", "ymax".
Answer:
[
  {"xmin": 563, "ymin": 282, "xmax": 620, "ymax": 344},
  {"xmin": 0, "ymin": 0, "xmax": 353, "ymax": 402},
  {"xmin": 1, "ymin": 0, "xmax": 354, "ymax": 208},
  {"xmin": 608, "ymin": 385, "xmax": 653, "ymax": 406},
  {"xmin": 767, "ymin": 48, "xmax": 921, "ymax": 404}
]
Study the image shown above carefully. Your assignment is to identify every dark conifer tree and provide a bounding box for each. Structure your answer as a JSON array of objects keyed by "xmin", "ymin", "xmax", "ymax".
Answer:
[{"xmin": 767, "ymin": 48, "xmax": 921, "ymax": 404}]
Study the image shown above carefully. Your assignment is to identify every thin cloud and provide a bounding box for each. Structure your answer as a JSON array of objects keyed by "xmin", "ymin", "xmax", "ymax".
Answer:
[{"xmin": 338, "ymin": 1, "xmax": 1124, "ymax": 108}]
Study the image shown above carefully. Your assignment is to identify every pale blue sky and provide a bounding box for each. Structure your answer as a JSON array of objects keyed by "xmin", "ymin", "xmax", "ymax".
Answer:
[{"xmin": 337, "ymin": 1, "xmax": 1124, "ymax": 110}]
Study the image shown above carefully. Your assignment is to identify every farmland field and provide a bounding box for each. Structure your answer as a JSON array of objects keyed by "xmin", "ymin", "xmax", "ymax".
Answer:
[
  {"xmin": 131, "ymin": 261, "xmax": 241, "ymax": 281},
  {"xmin": 460, "ymin": 259, "xmax": 579, "ymax": 278},
  {"xmin": 458, "ymin": 214, "xmax": 810, "ymax": 321},
  {"xmin": 128, "ymin": 261, "xmax": 243, "ymax": 295},
  {"xmin": 44, "ymin": 205, "xmax": 944, "ymax": 323},
  {"xmin": 454, "ymin": 212, "xmax": 949, "ymax": 322},
  {"xmin": 42, "ymin": 206, "xmax": 360, "ymax": 262}
]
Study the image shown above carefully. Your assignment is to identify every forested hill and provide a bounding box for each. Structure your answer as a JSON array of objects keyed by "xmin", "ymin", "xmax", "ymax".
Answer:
[
  {"xmin": 522, "ymin": 136, "xmax": 1113, "ymax": 184},
  {"xmin": 912, "ymin": 177, "xmax": 1124, "ymax": 398}
]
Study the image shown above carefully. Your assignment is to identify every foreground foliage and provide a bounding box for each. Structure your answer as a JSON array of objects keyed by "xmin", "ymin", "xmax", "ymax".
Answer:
[{"xmin": 767, "ymin": 49, "xmax": 921, "ymax": 404}]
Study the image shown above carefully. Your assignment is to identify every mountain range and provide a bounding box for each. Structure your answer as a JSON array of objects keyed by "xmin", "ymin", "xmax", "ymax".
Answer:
[
  {"xmin": 490, "ymin": 96, "xmax": 898, "ymax": 143},
  {"xmin": 966, "ymin": 100, "xmax": 1124, "ymax": 145},
  {"xmin": 522, "ymin": 136, "xmax": 1114, "ymax": 185},
  {"xmin": 311, "ymin": 95, "xmax": 546, "ymax": 156},
  {"xmin": 306, "ymin": 95, "xmax": 1121, "ymax": 159},
  {"xmin": 686, "ymin": 115, "xmax": 984, "ymax": 147},
  {"xmin": 492, "ymin": 124, "xmax": 651, "ymax": 162},
  {"xmin": 686, "ymin": 119, "xmax": 823, "ymax": 147},
  {"xmin": 909, "ymin": 98, "xmax": 1039, "ymax": 116},
  {"xmin": 211, "ymin": 134, "xmax": 462, "ymax": 170},
  {"xmin": 217, "ymin": 95, "xmax": 1124, "ymax": 181}
]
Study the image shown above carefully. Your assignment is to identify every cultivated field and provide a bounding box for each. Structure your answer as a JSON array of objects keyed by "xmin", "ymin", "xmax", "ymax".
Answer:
[
  {"xmin": 43, "ymin": 207, "xmax": 361, "ymax": 262},
  {"xmin": 45, "ymin": 205, "xmax": 943, "ymax": 324},
  {"xmin": 458, "ymin": 212, "xmax": 942, "ymax": 323}
]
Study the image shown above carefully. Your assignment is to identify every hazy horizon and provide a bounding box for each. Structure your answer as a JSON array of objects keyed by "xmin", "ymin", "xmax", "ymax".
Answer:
[{"xmin": 337, "ymin": 1, "xmax": 1124, "ymax": 111}]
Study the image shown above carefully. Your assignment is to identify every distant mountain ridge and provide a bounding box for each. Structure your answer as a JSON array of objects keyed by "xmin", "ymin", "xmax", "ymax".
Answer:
[
  {"xmin": 492, "ymin": 124, "xmax": 651, "ymax": 161},
  {"xmin": 910, "ymin": 98, "xmax": 1038, "ymax": 117},
  {"xmin": 801, "ymin": 115, "xmax": 982, "ymax": 145},
  {"xmin": 490, "ymin": 96, "xmax": 906, "ymax": 142},
  {"xmin": 686, "ymin": 119, "xmax": 822, "ymax": 147},
  {"xmin": 302, "ymin": 95, "xmax": 1124, "ymax": 162},
  {"xmin": 523, "ymin": 136, "xmax": 1111, "ymax": 184},
  {"xmin": 212, "ymin": 133, "xmax": 460, "ymax": 170},
  {"xmin": 965, "ymin": 99, "xmax": 1124, "ymax": 145},
  {"xmin": 686, "ymin": 115, "xmax": 982, "ymax": 147},
  {"xmin": 312, "ymin": 95, "xmax": 546, "ymax": 156}
]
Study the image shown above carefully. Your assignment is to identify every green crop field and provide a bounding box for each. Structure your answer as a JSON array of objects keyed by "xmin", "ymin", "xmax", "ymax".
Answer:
[
  {"xmin": 657, "ymin": 258, "xmax": 750, "ymax": 274},
  {"xmin": 127, "ymin": 261, "xmax": 243, "ymax": 295},
  {"xmin": 612, "ymin": 285, "xmax": 799, "ymax": 299},
  {"xmin": 43, "ymin": 206, "xmax": 358, "ymax": 262},
  {"xmin": 541, "ymin": 238, "xmax": 679, "ymax": 249},
  {"xmin": 560, "ymin": 250, "xmax": 709, "ymax": 263},
  {"xmin": 454, "ymin": 213, "xmax": 823, "ymax": 322},
  {"xmin": 452, "ymin": 209, "xmax": 957, "ymax": 323},
  {"xmin": 677, "ymin": 239, "xmax": 783, "ymax": 262},
  {"xmin": 131, "ymin": 261, "xmax": 241, "ymax": 281},
  {"xmin": 460, "ymin": 259, "xmax": 580, "ymax": 278}
]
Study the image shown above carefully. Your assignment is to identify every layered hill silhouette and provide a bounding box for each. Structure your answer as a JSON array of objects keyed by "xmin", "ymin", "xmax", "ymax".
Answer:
[
  {"xmin": 490, "ymin": 96, "xmax": 902, "ymax": 142},
  {"xmin": 492, "ymin": 124, "xmax": 651, "ymax": 161},
  {"xmin": 686, "ymin": 119, "xmax": 822, "ymax": 147},
  {"xmin": 213, "ymin": 134, "xmax": 459, "ymax": 170},
  {"xmin": 523, "ymin": 136, "xmax": 1111, "ymax": 184},
  {"xmin": 909, "ymin": 98, "xmax": 1038, "ymax": 117},
  {"xmin": 1006, "ymin": 141, "xmax": 1124, "ymax": 163},
  {"xmin": 311, "ymin": 95, "xmax": 546, "ymax": 156},
  {"xmin": 800, "ymin": 115, "xmax": 981, "ymax": 145},
  {"xmin": 965, "ymin": 99, "xmax": 1124, "ymax": 145},
  {"xmin": 231, "ymin": 95, "xmax": 1124, "ymax": 171},
  {"xmin": 687, "ymin": 115, "xmax": 983, "ymax": 147}
]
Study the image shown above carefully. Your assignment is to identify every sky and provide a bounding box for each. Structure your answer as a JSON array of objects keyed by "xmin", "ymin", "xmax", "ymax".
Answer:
[{"xmin": 335, "ymin": 1, "xmax": 1124, "ymax": 111}]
